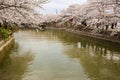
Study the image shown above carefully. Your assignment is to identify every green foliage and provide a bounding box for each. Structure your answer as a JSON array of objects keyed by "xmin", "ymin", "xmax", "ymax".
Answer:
[
  {"xmin": 0, "ymin": 23, "xmax": 19, "ymax": 40},
  {"xmin": 0, "ymin": 28, "xmax": 12, "ymax": 39}
]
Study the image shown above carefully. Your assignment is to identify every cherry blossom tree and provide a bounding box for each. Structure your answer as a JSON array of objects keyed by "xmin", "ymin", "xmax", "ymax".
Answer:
[
  {"xmin": 39, "ymin": 0, "xmax": 120, "ymax": 31},
  {"xmin": 0, "ymin": 0, "xmax": 48, "ymax": 25}
]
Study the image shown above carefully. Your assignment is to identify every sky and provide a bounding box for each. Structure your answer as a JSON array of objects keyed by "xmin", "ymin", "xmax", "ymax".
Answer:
[{"xmin": 40, "ymin": 0, "xmax": 88, "ymax": 14}]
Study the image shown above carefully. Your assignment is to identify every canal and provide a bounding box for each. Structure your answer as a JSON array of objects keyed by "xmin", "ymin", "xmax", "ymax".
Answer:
[{"xmin": 0, "ymin": 30, "xmax": 120, "ymax": 80}]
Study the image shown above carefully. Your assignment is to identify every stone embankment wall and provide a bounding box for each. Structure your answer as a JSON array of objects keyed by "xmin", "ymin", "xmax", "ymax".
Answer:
[{"xmin": 0, "ymin": 37, "xmax": 14, "ymax": 63}]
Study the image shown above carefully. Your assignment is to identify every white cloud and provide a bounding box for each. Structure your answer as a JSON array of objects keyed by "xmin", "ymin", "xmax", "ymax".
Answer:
[{"xmin": 40, "ymin": 0, "xmax": 87, "ymax": 14}]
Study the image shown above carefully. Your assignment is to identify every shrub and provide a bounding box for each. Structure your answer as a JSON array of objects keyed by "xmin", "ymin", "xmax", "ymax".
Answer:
[{"xmin": 0, "ymin": 28, "xmax": 12, "ymax": 39}]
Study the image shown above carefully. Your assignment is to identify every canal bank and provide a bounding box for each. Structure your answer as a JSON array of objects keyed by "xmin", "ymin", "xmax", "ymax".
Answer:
[
  {"xmin": 66, "ymin": 29, "xmax": 120, "ymax": 44},
  {"xmin": 46, "ymin": 27, "xmax": 120, "ymax": 44},
  {"xmin": 0, "ymin": 37, "xmax": 14, "ymax": 63}
]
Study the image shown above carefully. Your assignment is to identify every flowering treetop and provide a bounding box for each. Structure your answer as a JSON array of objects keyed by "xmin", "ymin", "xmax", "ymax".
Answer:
[{"xmin": 0, "ymin": 0, "xmax": 48, "ymax": 24}]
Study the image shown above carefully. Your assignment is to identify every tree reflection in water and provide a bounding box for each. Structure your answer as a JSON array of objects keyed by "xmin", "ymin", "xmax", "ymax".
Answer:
[
  {"xmin": 0, "ymin": 30, "xmax": 120, "ymax": 80},
  {"xmin": 19, "ymin": 30, "xmax": 120, "ymax": 80},
  {"xmin": 65, "ymin": 42, "xmax": 120, "ymax": 80},
  {"xmin": 32, "ymin": 29, "xmax": 120, "ymax": 80},
  {"xmin": 0, "ymin": 42, "xmax": 34, "ymax": 80}
]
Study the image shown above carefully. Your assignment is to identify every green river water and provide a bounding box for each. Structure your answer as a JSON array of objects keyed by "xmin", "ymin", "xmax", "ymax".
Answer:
[{"xmin": 0, "ymin": 30, "xmax": 120, "ymax": 80}]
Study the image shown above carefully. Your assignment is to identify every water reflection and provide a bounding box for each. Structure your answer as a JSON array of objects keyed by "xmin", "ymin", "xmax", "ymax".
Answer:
[
  {"xmin": 65, "ymin": 41, "xmax": 120, "ymax": 80},
  {"xmin": 0, "ymin": 30, "xmax": 120, "ymax": 80},
  {"xmin": 0, "ymin": 42, "xmax": 34, "ymax": 80}
]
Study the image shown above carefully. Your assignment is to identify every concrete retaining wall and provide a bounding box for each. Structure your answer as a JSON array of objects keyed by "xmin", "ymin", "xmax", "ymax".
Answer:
[{"xmin": 0, "ymin": 37, "xmax": 14, "ymax": 63}]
